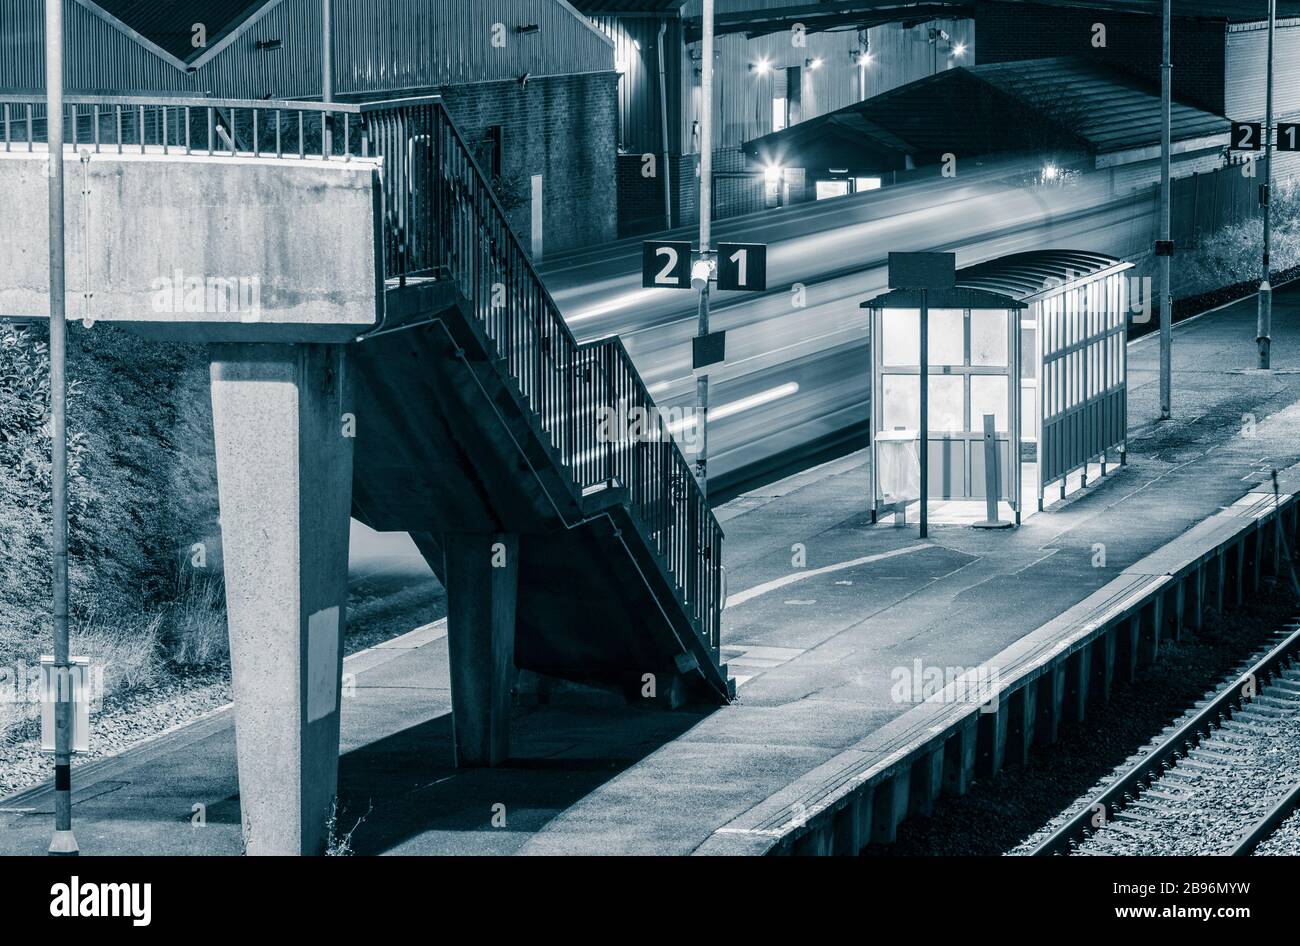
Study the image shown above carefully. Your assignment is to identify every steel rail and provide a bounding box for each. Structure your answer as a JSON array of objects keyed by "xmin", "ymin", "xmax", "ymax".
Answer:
[{"xmin": 1031, "ymin": 620, "xmax": 1300, "ymax": 856}]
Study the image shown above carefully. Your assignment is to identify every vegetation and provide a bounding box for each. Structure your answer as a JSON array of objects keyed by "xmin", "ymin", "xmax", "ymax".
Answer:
[{"xmin": 0, "ymin": 321, "xmax": 222, "ymax": 727}]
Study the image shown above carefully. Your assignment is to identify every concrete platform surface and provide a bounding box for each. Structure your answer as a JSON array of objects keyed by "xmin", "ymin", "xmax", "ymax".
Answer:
[{"xmin": 3, "ymin": 288, "xmax": 1300, "ymax": 855}]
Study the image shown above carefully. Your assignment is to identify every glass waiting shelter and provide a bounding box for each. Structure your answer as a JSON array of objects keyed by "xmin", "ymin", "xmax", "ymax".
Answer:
[
  {"xmin": 864, "ymin": 286, "xmax": 1028, "ymax": 524},
  {"xmin": 956, "ymin": 251, "xmax": 1134, "ymax": 511}
]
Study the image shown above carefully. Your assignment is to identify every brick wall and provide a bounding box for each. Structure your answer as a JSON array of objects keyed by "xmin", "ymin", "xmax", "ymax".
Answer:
[
  {"xmin": 440, "ymin": 72, "xmax": 618, "ymax": 257},
  {"xmin": 975, "ymin": 2, "xmax": 1228, "ymax": 113}
]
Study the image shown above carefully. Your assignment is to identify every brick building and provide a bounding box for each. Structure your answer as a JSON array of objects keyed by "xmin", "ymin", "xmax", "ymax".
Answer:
[{"xmin": 0, "ymin": 0, "xmax": 620, "ymax": 257}]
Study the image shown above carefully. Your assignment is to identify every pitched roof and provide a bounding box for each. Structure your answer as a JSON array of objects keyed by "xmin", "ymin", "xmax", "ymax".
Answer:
[
  {"xmin": 745, "ymin": 57, "xmax": 1229, "ymax": 172},
  {"xmin": 971, "ymin": 57, "xmax": 1229, "ymax": 154},
  {"xmin": 92, "ymin": 0, "xmax": 272, "ymax": 64},
  {"xmin": 991, "ymin": 0, "xmax": 1300, "ymax": 24}
]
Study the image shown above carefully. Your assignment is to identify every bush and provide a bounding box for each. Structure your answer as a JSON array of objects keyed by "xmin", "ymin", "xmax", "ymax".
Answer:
[{"xmin": 0, "ymin": 322, "xmax": 221, "ymax": 670}]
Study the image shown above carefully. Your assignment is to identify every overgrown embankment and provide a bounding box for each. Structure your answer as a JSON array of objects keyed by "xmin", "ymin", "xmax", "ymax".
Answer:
[{"xmin": 0, "ymin": 321, "xmax": 224, "ymax": 723}]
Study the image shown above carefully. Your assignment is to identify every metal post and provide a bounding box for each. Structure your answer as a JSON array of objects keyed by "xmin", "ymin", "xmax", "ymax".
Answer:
[
  {"xmin": 46, "ymin": 0, "xmax": 77, "ymax": 857},
  {"xmin": 322, "ymin": 0, "xmax": 333, "ymax": 155},
  {"xmin": 1158, "ymin": 0, "xmax": 1172, "ymax": 419},
  {"xmin": 919, "ymin": 289, "xmax": 929, "ymax": 540},
  {"xmin": 1258, "ymin": 0, "xmax": 1276, "ymax": 369},
  {"xmin": 695, "ymin": 0, "xmax": 714, "ymax": 494}
]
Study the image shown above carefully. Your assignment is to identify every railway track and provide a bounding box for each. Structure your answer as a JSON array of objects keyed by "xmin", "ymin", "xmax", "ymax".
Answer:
[{"xmin": 1030, "ymin": 623, "xmax": 1300, "ymax": 856}]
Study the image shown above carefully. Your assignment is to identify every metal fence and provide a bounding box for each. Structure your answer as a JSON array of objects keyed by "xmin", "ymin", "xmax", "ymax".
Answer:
[{"xmin": 0, "ymin": 91, "xmax": 724, "ymax": 655}]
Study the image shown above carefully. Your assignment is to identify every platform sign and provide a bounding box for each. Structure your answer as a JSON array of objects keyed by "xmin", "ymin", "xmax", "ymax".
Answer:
[
  {"xmin": 1230, "ymin": 122, "xmax": 1263, "ymax": 152},
  {"xmin": 888, "ymin": 251, "xmax": 955, "ymax": 290},
  {"xmin": 717, "ymin": 242, "xmax": 767, "ymax": 292},
  {"xmin": 642, "ymin": 240, "xmax": 693, "ymax": 290},
  {"xmin": 1278, "ymin": 123, "xmax": 1300, "ymax": 152},
  {"xmin": 693, "ymin": 331, "xmax": 727, "ymax": 370}
]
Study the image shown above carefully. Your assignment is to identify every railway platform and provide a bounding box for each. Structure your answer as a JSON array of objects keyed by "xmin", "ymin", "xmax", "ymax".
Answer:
[{"xmin": 3, "ymin": 287, "xmax": 1300, "ymax": 855}]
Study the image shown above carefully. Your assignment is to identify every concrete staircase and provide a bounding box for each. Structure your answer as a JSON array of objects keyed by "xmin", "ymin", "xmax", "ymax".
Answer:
[{"xmin": 348, "ymin": 102, "xmax": 731, "ymax": 761}]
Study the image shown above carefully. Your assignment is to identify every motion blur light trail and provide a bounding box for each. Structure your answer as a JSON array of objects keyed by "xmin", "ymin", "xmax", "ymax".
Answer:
[{"xmin": 541, "ymin": 155, "xmax": 1157, "ymax": 494}]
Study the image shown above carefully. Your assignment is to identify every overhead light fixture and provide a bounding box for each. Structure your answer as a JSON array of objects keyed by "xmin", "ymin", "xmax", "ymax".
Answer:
[
  {"xmin": 255, "ymin": 38, "xmax": 283, "ymax": 51},
  {"xmin": 751, "ymin": 59, "xmax": 771, "ymax": 75},
  {"xmin": 952, "ymin": 42, "xmax": 966, "ymax": 57},
  {"xmin": 516, "ymin": 24, "xmax": 540, "ymax": 35},
  {"xmin": 806, "ymin": 57, "xmax": 824, "ymax": 70}
]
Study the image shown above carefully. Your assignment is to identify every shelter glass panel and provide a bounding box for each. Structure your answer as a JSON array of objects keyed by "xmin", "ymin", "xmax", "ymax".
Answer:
[
  {"xmin": 970, "ymin": 309, "xmax": 1009, "ymax": 366},
  {"xmin": 882, "ymin": 309, "xmax": 920, "ymax": 366}
]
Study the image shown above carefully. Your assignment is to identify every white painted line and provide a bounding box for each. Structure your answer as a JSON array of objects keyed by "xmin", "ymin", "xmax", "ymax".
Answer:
[{"xmin": 726, "ymin": 543, "xmax": 935, "ymax": 609}]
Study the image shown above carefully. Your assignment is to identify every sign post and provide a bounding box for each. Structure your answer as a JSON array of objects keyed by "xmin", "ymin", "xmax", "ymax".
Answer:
[
  {"xmin": 886, "ymin": 252, "xmax": 955, "ymax": 540},
  {"xmin": 641, "ymin": 233, "xmax": 767, "ymax": 485},
  {"xmin": 45, "ymin": 0, "xmax": 78, "ymax": 857}
]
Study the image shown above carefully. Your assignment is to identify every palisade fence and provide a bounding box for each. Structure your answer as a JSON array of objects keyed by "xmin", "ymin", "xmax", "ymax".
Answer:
[
  {"xmin": 1169, "ymin": 159, "xmax": 1263, "ymax": 249},
  {"xmin": 1, "ymin": 92, "xmax": 724, "ymax": 657}
]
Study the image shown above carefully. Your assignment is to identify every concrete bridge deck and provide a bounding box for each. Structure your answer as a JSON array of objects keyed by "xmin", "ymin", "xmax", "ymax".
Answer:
[{"xmin": 3, "ymin": 288, "xmax": 1300, "ymax": 855}]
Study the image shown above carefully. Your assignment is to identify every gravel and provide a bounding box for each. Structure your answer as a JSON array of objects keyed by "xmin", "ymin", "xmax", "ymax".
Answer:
[
  {"xmin": 0, "ymin": 574, "xmax": 446, "ymax": 802},
  {"xmin": 1022, "ymin": 661, "xmax": 1300, "ymax": 856},
  {"xmin": 0, "ymin": 670, "xmax": 231, "ymax": 799},
  {"xmin": 870, "ymin": 588, "xmax": 1298, "ymax": 855}
]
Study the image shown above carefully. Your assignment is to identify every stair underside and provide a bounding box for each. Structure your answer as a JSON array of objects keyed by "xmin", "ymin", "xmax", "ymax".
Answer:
[{"xmin": 351, "ymin": 282, "xmax": 730, "ymax": 703}]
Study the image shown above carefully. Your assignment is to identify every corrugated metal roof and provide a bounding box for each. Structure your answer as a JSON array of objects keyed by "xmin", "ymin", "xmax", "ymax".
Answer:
[
  {"xmin": 571, "ymin": 0, "xmax": 688, "ymax": 11},
  {"xmin": 745, "ymin": 56, "xmax": 1230, "ymax": 170},
  {"xmin": 956, "ymin": 250, "xmax": 1130, "ymax": 299},
  {"xmin": 972, "ymin": 57, "xmax": 1229, "ymax": 153},
  {"xmin": 992, "ymin": 0, "xmax": 1300, "ymax": 24},
  {"xmin": 93, "ymin": 0, "xmax": 271, "ymax": 63}
]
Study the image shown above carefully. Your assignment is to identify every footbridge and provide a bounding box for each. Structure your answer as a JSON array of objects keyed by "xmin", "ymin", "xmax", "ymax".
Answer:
[{"xmin": 0, "ymin": 94, "xmax": 730, "ymax": 854}]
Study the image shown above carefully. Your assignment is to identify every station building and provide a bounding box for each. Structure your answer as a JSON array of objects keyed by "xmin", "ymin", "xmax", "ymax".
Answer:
[
  {"xmin": 972, "ymin": 0, "xmax": 1300, "ymax": 178},
  {"xmin": 0, "ymin": 0, "xmax": 619, "ymax": 256},
  {"xmin": 744, "ymin": 55, "xmax": 1231, "ymax": 198},
  {"xmin": 573, "ymin": 0, "xmax": 976, "ymax": 233}
]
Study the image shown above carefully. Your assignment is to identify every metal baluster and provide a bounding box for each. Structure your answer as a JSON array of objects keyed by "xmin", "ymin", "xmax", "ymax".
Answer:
[
  {"xmin": 207, "ymin": 107, "xmax": 214, "ymax": 155},
  {"xmin": 252, "ymin": 109, "xmax": 258, "ymax": 157},
  {"xmin": 93, "ymin": 105, "xmax": 100, "ymax": 152},
  {"xmin": 138, "ymin": 105, "xmax": 145, "ymax": 153},
  {"xmin": 275, "ymin": 110, "xmax": 281, "ymax": 158},
  {"xmin": 298, "ymin": 110, "xmax": 304, "ymax": 158},
  {"xmin": 161, "ymin": 106, "xmax": 168, "ymax": 154}
]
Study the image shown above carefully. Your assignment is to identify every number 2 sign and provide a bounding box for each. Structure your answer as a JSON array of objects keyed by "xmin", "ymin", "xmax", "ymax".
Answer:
[
  {"xmin": 1230, "ymin": 121, "xmax": 1263, "ymax": 152},
  {"xmin": 642, "ymin": 241, "xmax": 693, "ymax": 289}
]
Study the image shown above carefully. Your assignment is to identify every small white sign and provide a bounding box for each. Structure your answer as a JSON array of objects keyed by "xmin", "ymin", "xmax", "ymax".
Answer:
[{"xmin": 40, "ymin": 657, "xmax": 90, "ymax": 754}]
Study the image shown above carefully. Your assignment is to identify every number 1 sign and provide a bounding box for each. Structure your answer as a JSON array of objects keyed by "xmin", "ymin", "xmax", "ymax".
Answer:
[{"xmin": 717, "ymin": 242, "xmax": 767, "ymax": 292}]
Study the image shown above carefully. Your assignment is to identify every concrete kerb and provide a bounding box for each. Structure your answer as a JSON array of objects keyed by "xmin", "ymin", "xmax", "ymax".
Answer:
[{"xmin": 694, "ymin": 462, "xmax": 1300, "ymax": 857}]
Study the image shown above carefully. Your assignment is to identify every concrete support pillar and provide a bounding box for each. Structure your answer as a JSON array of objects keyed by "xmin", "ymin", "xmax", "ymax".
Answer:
[
  {"xmin": 869, "ymin": 771, "xmax": 909, "ymax": 845},
  {"xmin": 1193, "ymin": 565, "xmax": 1206, "ymax": 632},
  {"xmin": 1067, "ymin": 647, "xmax": 1090, "ymax": 723},
  {"xmin": 909, "ymin": 748, "xmax": 944, "ymax": 817},
  {"xmin": 1233, "ymin": 540, "xmax": 1245, "ymax": 606},
  {"xmin": 1172, "ymin": 580, "xmax": 1186, "ymax": 641},
  {"xmin": 444, "ymin": 532, "xmax": 519, "ymax": 767},
  {"xmin": 832, "ymin": 792, "xmax": 869, "ymax": 856},
  {"xmin": 1036, "ymin": 664, "xmax": 1067, "ymax": 746},
  {"xmin": 976, "ymin": 701, "xmax": 1008, "ymax": 776},
  {"xmin": 1214, "ymin": 550, "xmax": 1227, "ymax": 612},
  {"xmin": 1095, "ymin": 632, "xmax": 1116, "ymax": 703},
  {"xmin": 942, "ymin": 716, "xmax": 979, "ymax": 797},
  {"xmin": 210, "ymin": 344, "xmax": 354, "ymax": 856},
  {"xmin": 1006, "ymin": 684, "xmax": 1036, "ymax": 767}
]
